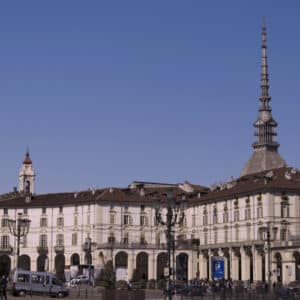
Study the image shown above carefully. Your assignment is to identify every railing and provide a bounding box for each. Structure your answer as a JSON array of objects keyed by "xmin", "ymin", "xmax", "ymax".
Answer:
[
  {"xmin": 0, "ymin": 245, "xmax": 13, "ymax": 254},
  {"xmin": 97, "ymin": 241, "xmax": 197, "ymax": 250},
  {"xmin": 37, "ymin": 246, "xmax": 49, "ymax": 254},
  {"xmin": 54, "ymin": 245, "xmax": 65, "ymax": 253}
]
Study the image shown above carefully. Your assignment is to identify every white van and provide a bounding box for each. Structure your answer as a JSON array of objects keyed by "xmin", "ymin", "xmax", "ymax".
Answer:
[{"xmin": 11, "ymin": 269, "xmax": 68, "ymax": 298}]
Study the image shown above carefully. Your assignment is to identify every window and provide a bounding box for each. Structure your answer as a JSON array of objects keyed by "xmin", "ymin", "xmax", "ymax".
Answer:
[
  {"xmin": 245, "ymin": 207, "xmax": 251, "ymax": 220},
  {"xmin": 257, "ymin": 206, "xmax": 263, "ymax": 219},
  {"xmin": 156, "ymin": 233, "xmax": 160, "ymax": 245},
  {"xmin": 214, "ymin": 229, "xmax": 218, "ymax": 244},
  {"xmin": 72, "ymin": 233, "xmax": 78, "ymax": 246},
  {"xmin": 223, "ymin": 208, "xmax": 228, "ymax": 223},
  {"xmin": 74, "ymin": 205, "xmax": 78, "ymax": 213},
  {"xmin": 110, "ymin": 214, "xmax": 115, "ymax": 225},
  {"xmin": 1, "ymin": 235, "xmax": 9, "ymax": 248},
  {"xmin": 224, "ymin": 228, "xmax": 228, "ymax": 243},
  {"xmin": 74, "ymin": 215, "xmax": 78, "ymax": 226},
  {"xmin": 31, "ymin": 274, "xmax": 44, "ymax": 284},
  {"xmin": 110, "ymin": 204, "xmax": 114, "ymax": 211},
  {"xmin": 59, "ymin": 206, "xmax": 63, "ymax": 214},
  {"xmin": 42, "ymin": 207, "xmax": 46, "ymax": 215},
  {"xmin": 203, "ymin": 209, "xmax": 208, "ymax": 226},
  {"xmin": 234, "ymin": 210, "xmax": 239, "ymax": 222},
  {"xmin": 123, "ymin": 232, "xmax": 129, "ymax": 244},
  {"xmin": 108, "ymin": 232, "xmax": 115, "ymax": 243},
  {"xmin": 40, "ymin": 218, "xmax": 47, "ymax": 227},
  {"xmin": 17, "ymin": 274, "xmax": 30, "ymax": 283},
  {"xmin": 281, "ymin": 202, "xmax": 289, "ymax": 218},
  {"xmin": 235, "ymin": 226, "xmax": 239, "ymax": 241},
  {"xmin": 213, "ymin": 207, "xmax": 218, "ymax": 224},
  {"xmin": 39, "ymin": 234, "xmax": 47, "ymax": 248},
  {"xmin": 280, "ymin": 228, "xmax": 287, "ymax": 241},
  {"xmin": 140, "ymin": 215, "xmax": 148, "ymax": 226},
  {"xmin": 140, "ymin": 234, "xmax": 146, "ymax": 245},
  {"xmin": 23, "ymin": 208, "xmax": 28, "ymax": 215},
  {"xmin": 87, "ymin": 214, "xmax": 90, "ymax": 225},
  {"xmin": 56, "ymin": 234, "xmax": 64, "ymax": 246},
  {"xmin": 247, "ymin": 225, "xmax": 251, "ymax": 240},
  {"xmin": 204, "ymin": 231, "xmax": 208, "ymax": 245},
  {"xmin": 57, "ymin": 217, "xmax": 64, "ymax": 227},
  {"xmin": 3, "ymin": 208, "xmax": 8, "ymax": 215},
  {"xmin": 123, "ymin": 215, "xmax": 129, "ymax": 225},
  {"xmin": 192, "ymin": 215, "xmax": 196, "ymax": 227},
  {"xmin": 140, "ymin": 205, "xmax": 145, "ymax": 211},
  {"xmin": 1, "ymin": 218, "xmax": 8, "ymax": 228}
]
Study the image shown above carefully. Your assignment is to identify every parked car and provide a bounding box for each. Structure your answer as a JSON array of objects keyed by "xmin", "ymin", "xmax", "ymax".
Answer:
[
  {"xmin": 11, "ymin": 269, "xmax": 68, "ymax": 298},
  {"xmin": 69, "ymin": 275, "xmax": 90, "ymax": 286}
]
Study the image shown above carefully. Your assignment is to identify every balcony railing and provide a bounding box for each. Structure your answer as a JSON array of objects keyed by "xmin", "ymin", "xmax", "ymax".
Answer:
[
  {"xmin": 0, "ymin": 245, "xmax": 13, "ymax": 254},
  {"xmin": 54, "ymin": 245, "xmax": 65, "ymax": 253},
  {"xmin": 37, "ymin": 246, "xmax": 48, "ymax": 254},
  {"xmin": 97, "ymin": 241, "xmax": 198, "ymax": 250}
]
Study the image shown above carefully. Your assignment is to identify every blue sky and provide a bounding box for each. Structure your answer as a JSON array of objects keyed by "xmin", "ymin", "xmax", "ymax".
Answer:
[{"xmin": 0, "ymin": 1, "xmax": 299, "ymax": 193}]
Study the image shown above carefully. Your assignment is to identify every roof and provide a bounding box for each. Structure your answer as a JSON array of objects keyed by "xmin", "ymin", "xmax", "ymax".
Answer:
[
  {"xmin": 189, "ymin": 167, "xmax": 300, "ymax": 205},
  {"xmin": 1, "ymin": 167, "xmax": 299, "ymax": 209}
]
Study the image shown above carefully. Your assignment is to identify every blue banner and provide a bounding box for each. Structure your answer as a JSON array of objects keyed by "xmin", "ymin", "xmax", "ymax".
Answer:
[{"xmin": 212, "ymin": 257, "xmax": 224, "ymax": 279}]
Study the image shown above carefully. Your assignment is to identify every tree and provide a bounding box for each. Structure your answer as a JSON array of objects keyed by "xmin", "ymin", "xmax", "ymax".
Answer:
[{"xmin": 97, "ymin": 260, "xmax": 115, "ymax": 289}]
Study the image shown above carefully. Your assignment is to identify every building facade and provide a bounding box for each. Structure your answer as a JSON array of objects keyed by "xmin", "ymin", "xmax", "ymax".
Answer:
[{"xmin": 0, "ymin": 23, "xmax": 300, "ymax": 285}]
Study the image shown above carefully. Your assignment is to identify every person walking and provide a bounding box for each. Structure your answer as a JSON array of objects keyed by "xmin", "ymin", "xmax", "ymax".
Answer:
[{"xmin": 0, "ymin": 276, "xmax": 7, "ymax": 300}]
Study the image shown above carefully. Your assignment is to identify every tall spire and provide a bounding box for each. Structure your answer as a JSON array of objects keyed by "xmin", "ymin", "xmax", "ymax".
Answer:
[{"xmin": 241, "ymin": 20, "xmax": 286, "ymax": 176}]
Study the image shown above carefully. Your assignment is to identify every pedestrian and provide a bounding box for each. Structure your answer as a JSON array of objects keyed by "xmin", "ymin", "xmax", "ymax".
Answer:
[{"xmin": 1, "ymin": 276, "xmax": 7, "ymax": 300}]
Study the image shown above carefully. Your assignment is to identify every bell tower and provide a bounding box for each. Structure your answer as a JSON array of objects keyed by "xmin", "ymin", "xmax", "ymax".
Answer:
[{"xmin": 19, "ymin": 150, "xmax": 35, "ymax": 194}]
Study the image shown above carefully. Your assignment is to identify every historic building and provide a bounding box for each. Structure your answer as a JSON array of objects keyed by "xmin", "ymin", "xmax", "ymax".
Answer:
[{"xmin": 0, "ymin": 22, "xmax": 300, "ymax": 285}]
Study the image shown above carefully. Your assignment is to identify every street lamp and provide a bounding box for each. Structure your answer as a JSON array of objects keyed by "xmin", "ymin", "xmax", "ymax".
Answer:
[
  {"xmin": 8, "ymin": 212, "xmax": 31, "ymax": 269},
  {"xmin": 260, "ymin": 222, "xmax": 278, "ymax": 295},
  {"xmin": 155, "ymin": 192, "xmax": 186, "ymax": 300},
  {"xmin": 82, "ymin": 235, "xmax": 96, "ymax": 285}
]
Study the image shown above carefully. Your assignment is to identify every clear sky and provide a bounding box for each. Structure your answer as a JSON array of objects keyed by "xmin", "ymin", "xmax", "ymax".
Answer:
[{"xmin": 0, "ymin": 1, "xmax": 299, "ymax": 194}]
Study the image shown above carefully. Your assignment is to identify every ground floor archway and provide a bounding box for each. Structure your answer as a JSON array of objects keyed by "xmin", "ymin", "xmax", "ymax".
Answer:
[
  {"xmin": 0, "ymin": 255, "xmax": 11, "ymax": 276},
  {"xmin": 136, "ymin": 252, "xmax": 148, "ymax": 280},
  {"xmin": 18, "ymin": 255, "xmax": 31, "ymax": 270},
  {"xmin": 70, "ymin": 253, "xmax": 80, "ymax": 266},
  {"xmin": 176, "ymin": 253, "xmax": 188, "ymax": 282},
  {"xmin": 37, "ymin": 254, "xmax": 48, "ymax": 272},
  {"xmin": 115, "ymin": 251, "xmax": 128, "ymax": 268},
  {"xmin": 294, "ymin": 252, "xmax": 300, "ymax": 281},
  {"xmin": 274, "ymin": 252, "xmax": 282, "ymax": 283},
  {"xmin": 157, "ymin": 252, "xmax": 168, "ymax": 280},
  {"xmin": 55, "ymin": 254, "xmax": 65, "ymax": 282}
]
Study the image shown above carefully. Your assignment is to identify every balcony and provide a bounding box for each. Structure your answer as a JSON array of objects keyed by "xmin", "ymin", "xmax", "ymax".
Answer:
[
  {"xmin": 97, "ymin": 241, "xmax": 198, "ymax": 251},
  {"xmin": 0, "ymin": 245, "xmax": 13, "ymax": 254},
  {"xmin": 54, "ymin": 245, "xmax": 65, "ymax": 253},
  {"xmin": 37, "ymin": 246, "xmax": 48, "ymax": 254}
]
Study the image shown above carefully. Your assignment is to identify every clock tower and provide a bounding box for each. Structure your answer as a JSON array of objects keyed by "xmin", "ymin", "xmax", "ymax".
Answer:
[{"xmin": 19, "ymin": 150, "xmax": 35, "ymax": 194}]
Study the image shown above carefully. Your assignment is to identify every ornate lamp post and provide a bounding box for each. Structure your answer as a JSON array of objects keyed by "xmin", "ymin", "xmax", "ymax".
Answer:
[
  {"xmin": 8, "ymin": 212, "xmax": 31, "ymax": 269},
  {"xmin": 82, "ymin": 235, "xmax": 97, "ymax": 285},
  {"xmin": 260, "ymin": 222, "xmax": 278, "ymax": 295},
  {"xmin": 155, "ymin": 192, "xmax": 186, "ymax": 300}
]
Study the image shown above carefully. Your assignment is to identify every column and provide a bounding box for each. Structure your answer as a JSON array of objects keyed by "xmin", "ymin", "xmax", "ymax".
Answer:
[
  {"xmin": 148, "ymin": 252, "xmax": 155, "ymax": 280},
  {"xmin": 199, "ymin": 250, "xmax": 208, "ymax": 279},
  {"xmin": 254, "ymin": 250, "xmax": 263, "ymax": 281},
  {"xmin": 127, "ymin": 252, "xmax": 134, "ymax": 281},
  {"xmin": 188, "ymin": 252, "xmax": 193, "ymax": 280},
  {"xmin": 231, "ymin": 248, "xmax": 239, "ymax": 280},
  {"xmin": 241, "ymin": 247, "xmax": 250, "ymax": 281},
  {"xmin": 282, "ymin": 252, "xmax": 294, "ymax": 285}
]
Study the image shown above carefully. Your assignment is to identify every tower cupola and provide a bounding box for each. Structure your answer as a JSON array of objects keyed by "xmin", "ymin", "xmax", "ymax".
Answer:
[{"xmin": 19, "ymin": 150, "xmax": 35, "ymax": 194}]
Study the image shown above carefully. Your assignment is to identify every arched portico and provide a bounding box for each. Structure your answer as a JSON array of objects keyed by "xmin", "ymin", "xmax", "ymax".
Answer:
[
  {"xmin": 70, "ymin": 253, "xmax": 80, "ymax": 266},
  {"xmin": 55, "ymin": 254, "xmax": 65, "ymax": 282},
  {"xmin": 176, "ymin": 253, "xmax": 188, "ymax": 282},
  {"xmin": 136, "ymin": 252, "xmax": 148, "ymax": 280},
  {"xmin": 115, "ymin": 251, "xmax": 128, "ymax": 268},
  {"xmin": 157, "ymin": 252, "xmax": 168, "ymax": 280},
  {"xmin": 37, "ymin": 254, "xmax": 48, "ymax": 272},
  {"xmin": 0, "ymin": 255, "xmax": 11, "ymax": 276},
  {"xmin": 18, "ymin": 255, "xmax": 31, "ymax": 270}
]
